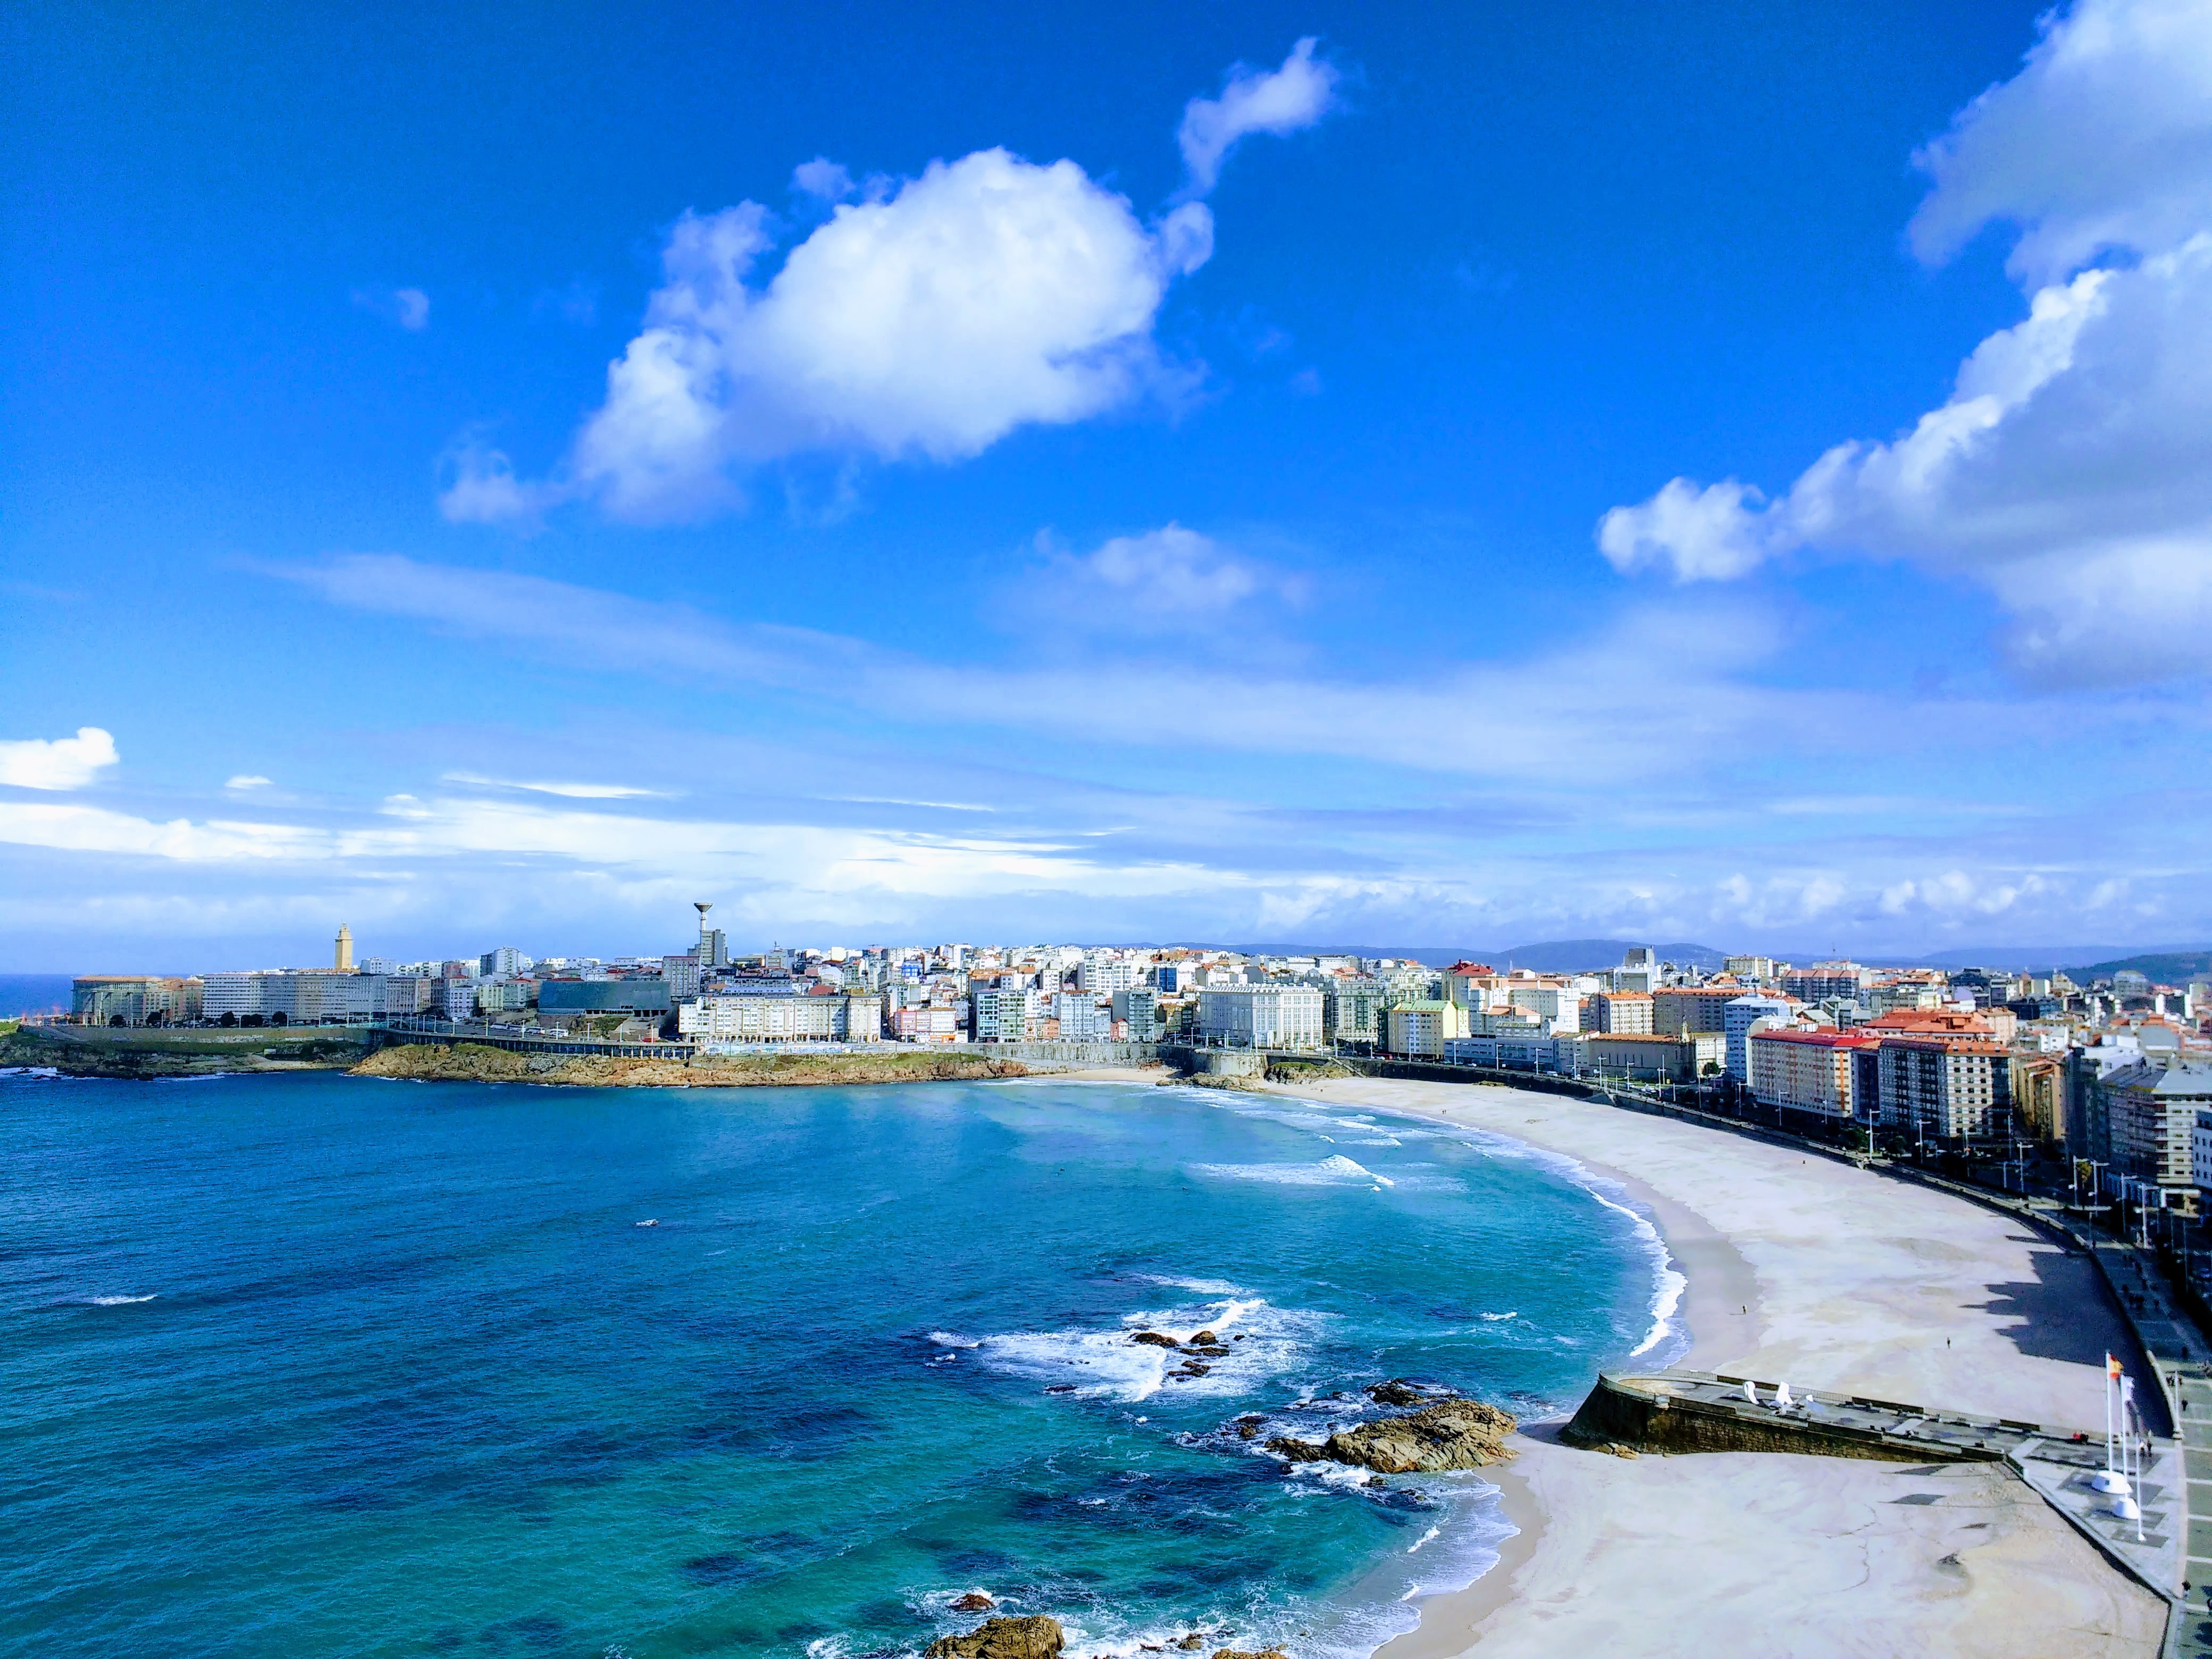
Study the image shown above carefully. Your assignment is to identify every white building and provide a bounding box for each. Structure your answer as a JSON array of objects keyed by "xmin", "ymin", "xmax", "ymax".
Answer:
[
  {"xmin": 1079, "ymin": 957, "xmax": 1137, "ymax": 994},
  {"xmin": 1724, "ymin": 994, "xmax": 1794, "ymax": 1081},
  {"xmin": 678, "ymin": 993, "xmax": 878, "ymax": 1044},
  {"xmin": 1199, "ymin": 985, "xmax": 1325, "ymax": 1051},
  {"xmin": 1052, "ymin": 992, "xmax": 1109, "ymax": 1041}
]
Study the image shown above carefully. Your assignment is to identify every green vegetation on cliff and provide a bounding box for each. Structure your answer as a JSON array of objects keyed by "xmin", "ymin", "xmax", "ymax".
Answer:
[{"xmin": 354, "ymin": 1042, "xmax": 1031, "ymax": 1088}]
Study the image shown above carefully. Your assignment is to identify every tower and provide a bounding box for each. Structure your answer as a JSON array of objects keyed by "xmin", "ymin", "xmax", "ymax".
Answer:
[
  {"xmin": 334, "ymin": 923, "xmax": 354, "ymax": 972},
  {"xmin": 694, "ymin": 901, "xmax": 726, "ymax": 969}
]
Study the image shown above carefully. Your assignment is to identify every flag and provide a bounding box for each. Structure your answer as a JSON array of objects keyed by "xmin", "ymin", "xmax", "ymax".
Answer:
[{"xmin": 2109, "ymin": 1354, "xmax": 2124, "ymax": 1381}]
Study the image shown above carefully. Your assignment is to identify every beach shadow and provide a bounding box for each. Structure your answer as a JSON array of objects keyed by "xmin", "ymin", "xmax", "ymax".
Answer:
[{"xmin": 1968, "ymin": 1243, "xmax": 2172, "ymax": 1433}]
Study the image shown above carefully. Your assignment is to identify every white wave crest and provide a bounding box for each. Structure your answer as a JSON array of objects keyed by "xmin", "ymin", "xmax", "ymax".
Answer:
[
  {"xmin": 975, "ymin": 1295, "xmax": 1318, "ymax": 1402},
  {"xmin": 88, "ymin": 1294, "xmax": 157, "ymax": 1306},
  {"xmin": 1189, "ymin": 1154, "xmax": 1394, "ymax": 1188}
]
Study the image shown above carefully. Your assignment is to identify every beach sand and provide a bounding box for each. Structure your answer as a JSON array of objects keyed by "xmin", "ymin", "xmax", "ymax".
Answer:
[{"xmin": 1267, "ymin": 1077, "xmax": 2168, "ymax": 1659}]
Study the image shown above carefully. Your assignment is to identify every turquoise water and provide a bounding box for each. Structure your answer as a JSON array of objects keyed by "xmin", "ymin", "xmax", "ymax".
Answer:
[{"xmin": 0, "ymin": 1072, "xmax": 1679, "ymax": 1659}]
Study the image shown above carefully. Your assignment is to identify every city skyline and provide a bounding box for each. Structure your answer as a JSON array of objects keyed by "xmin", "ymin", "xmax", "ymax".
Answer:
[{"xmin": 7, "ymin": 0, "xmax": 2211, "ymax": 969}]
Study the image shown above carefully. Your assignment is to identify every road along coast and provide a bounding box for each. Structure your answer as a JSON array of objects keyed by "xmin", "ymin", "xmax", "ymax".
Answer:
[{"xmin": 1265, "ymin": 1076, "xmax": 2168, "ymax": 1659}]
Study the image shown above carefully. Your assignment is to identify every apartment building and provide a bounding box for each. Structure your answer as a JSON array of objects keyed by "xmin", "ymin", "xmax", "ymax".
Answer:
[
  {"xmin": 1653, "ymin": 986, "xmax": 1743, "ymax": 1038},
  {"xmin": 1583, "ymin": 990, "xmax": 1654, "ymax": 1034},
  {"xmin": 1384, "ymin": 1000, "xmax": 1469, "ymax": 1059},
  {"xmin": 1875, "ymin": 1038, "xmax": 2013, "ymax": 1139},
  {"xmin": 1747, "ymin": 1028, "xmax": 1878, "ymax": 1119},
  {"xmin": 2106, "ymin": 1059, "xmax": 2212, "ymax": 1203},
  {"xmin": 1200, "ymin": 984, "xmax": 1326, "ymax": 1051}
]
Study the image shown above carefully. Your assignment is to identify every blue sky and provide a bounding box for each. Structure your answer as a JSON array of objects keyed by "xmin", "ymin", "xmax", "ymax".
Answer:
[{"xmin": 6, "ymin": 0, "xmax": 2210, "ymax": 969}]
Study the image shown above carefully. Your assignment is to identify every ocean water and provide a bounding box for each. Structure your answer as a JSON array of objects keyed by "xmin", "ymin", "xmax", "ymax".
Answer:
[{"xmin": 0, "ymin": 1072, "xmax": 1680, "ymax": 1659}]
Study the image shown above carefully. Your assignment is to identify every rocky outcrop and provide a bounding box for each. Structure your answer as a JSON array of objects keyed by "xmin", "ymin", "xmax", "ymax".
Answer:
[
  {"xmin": 926, "ymin": 1615, "xmax": 1063, "ymax": 1659},
  {"xmin": 950, "ymin": 1593, "xmax": 995, "ymax": 1613},
  {"xmin": 1267, "ymin": 1397, "xmax": 1515, "ymax": 1473},
  {"xmin": 351, "ymin": 1042, "xmax": 1030, "ymax": 1090},
  {"xmin": 1367, "ymin": 1378, "xmax": 1426, "ymax": 1407},
  {"xmin": 1211, "ymin": 1649, "xmax": 1290, "ymax": 1659},
  {"xmin": 1130, "ymin": 1331, "xmax": 1181, "ymax": 1347},
  {"xmin": 1, "ymin": 1025, "xmax": 366, "ymax": 1078}
]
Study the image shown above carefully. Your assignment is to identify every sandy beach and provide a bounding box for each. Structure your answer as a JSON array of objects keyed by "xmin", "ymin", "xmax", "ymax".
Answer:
[{"xmin": 1267, "ymin": 1076, "xmax": 2169, "ymax": 1659}]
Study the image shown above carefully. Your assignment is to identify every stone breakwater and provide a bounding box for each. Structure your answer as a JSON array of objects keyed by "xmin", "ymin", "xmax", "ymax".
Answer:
[{"xmin": 352, "ymin": 1041, "xmax": 1032, "ymax": 1089}]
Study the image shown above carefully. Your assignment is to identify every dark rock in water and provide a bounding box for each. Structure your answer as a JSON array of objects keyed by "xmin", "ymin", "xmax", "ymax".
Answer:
[
  {"xmin": 1044, "ymin": 1385, "xmax": 1076, "ymax": 1394},
  {"xmin": 1131, "ymin": 1331, "xmax": 1180, "ymax": 1348},
  {"xmin": 1232, "ymin": 1334, "xmax": 1246, "ymax": 1340},
  {"xmin": 1211, "ymin": 1649, "xmax": 1290, "ymax": 1659},
  {"xmin": 1177, "ymin": 1636, "xmax": 1204, "ymax": 1650},
  {"xmin": 1234, "ymin": 1414, "xmax": 1265, "ymax": 1440},
  {"xmin": 1179, "ymin": 1362, "xmax": 1211, "ymax": 1376},
  {"xmin": 1267, "ymin": 1398, "xmax": 1515, "ymax": 1474},
  {"xmin": 1189, "ymin": 1345, "xmax": 1231, "ymax": 1358},
  {"xmin": 1368, "ymin": 1379, "xmax": 1425, "ymax": 1407},
  {"xmin": 1191, "ymin": 1330, "xmax": 1217, "ymax": 1344},
  {"xmin": 951, "ymin": 1593, "xmax": 996, "ymax": 1613},
  {"xmin": 926, "ymin": 1615, "xmax": 1063, "ymax": 1659}
]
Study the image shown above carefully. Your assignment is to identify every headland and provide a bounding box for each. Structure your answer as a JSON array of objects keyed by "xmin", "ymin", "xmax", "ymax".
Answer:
[{"xmin": 1265, "ymin": 1076, "xmax": 2167, "ymax": 1659}]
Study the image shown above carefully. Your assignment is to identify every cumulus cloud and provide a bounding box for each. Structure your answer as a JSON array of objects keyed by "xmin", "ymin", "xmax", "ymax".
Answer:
[
  {"xmin": 791, "ymin": 156, "xmax": 856, "ymax": 202},
  {"xmin": 0, "ymin": 726, "xmax": 119, "ymax": 790},
  {"xmin": 1178, "ymin": 37, "xmax": 1339, "ymax": 196},
  {"xmin": 1017, "ymin": 523, "xmax": 1308, "ymax": 638},
  {"xmin": 562, "ymin": 156, "xmax": 1213, "ymax": 521},
  {"xmin": 353, "ymin": 286, "xmax": 430, "ymax": 330},
  {"xmin": 1596, "ymin": 0, "xmax": 2212, "ymax": 686},
  {"xmin": 448, "ymin": 46, "xmax": 1343, "ymax": 525}
]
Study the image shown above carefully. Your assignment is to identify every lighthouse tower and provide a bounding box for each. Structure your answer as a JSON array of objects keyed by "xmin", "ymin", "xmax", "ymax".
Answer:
[{"xmin": 334, "ymin": 923, "xmax": 354, "ymax": 972}]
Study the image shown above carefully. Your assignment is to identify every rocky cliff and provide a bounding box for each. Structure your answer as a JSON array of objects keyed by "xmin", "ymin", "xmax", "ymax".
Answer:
[{"xmin": 353, "ymin": 1042, "xmax": 1031, "ymax": 1089}]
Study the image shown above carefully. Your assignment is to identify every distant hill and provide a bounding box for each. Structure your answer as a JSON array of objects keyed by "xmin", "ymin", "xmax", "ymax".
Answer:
[
  {"xmin": 1226, "ymin": 940, "xmax": 1730, "ymax": 971},
  {"xmin": 2074, "ymin": 950, "xmax": 2212, "ymax": 984}
]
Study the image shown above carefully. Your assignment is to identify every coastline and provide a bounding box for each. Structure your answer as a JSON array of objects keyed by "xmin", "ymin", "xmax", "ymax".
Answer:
[{"xmin": 1267, "ymin": 1076, "xmax": 2168, "ymax": 1659}]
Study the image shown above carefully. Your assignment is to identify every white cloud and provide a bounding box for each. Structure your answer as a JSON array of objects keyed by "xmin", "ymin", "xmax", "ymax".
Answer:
[
  {"xmin": 0, "ymin": 726, "xmax": 119, "ymax": 790},
  {"xmin": 441, "ymin": 771, "xmax": 674, "ymax": 800},
  {"xmin": 225, "ymin": 775, "xmax": 272, "ymax": 791},
  {"xmin": 560, "ymin": 154, "xmax": 1213, "ymax": 521},
  {"xmin": 353, "ymin": 286, "xmax": 430, "ymax": 330},
  {"xmin": 1597, "ymin": 0, "xmax": 2212, "ymax": 686},
  {"xmin": 1017, "ymin": 523, "xmax": 1308, "ymax": 638},
  {"xmin": 1178, "ymin": 37, "xmax": 1339, "ymax": 196},
  {"xmin": 437, "ymin": 437, "xmax": 568, "ymax": 528},
  {"xmin": 1908, "ymin": 0, "xmax": 2212, "ymax": 286},
  {"xmin": 791, "ymin": 156, "xmax": 855, "ymax": 202},
  {"xmin": 0, "ymin": 801, "xmax": 321, "ymax": 859},
  {"xmin": 283, "ymin": 554, "xmax": 1972, "ymax": 787},
  {"xmin": 448, "ymin": 45, "xmax": 1347, "ymax": 526}
]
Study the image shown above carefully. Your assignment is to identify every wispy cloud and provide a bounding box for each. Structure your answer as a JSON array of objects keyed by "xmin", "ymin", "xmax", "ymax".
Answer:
[
  {"xmin": 277, "ymin": 553, "xmax": 1948, "ymax": 787},
  {"xmin": 352, "ymin": 286, "xmax": 430, "ymax": 331},
  {"xmin": 442, "ymin": 771, "xmax": 675, "ymax": 800}
]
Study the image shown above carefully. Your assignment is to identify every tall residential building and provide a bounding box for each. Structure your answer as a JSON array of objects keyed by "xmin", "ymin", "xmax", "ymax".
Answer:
[
  {"xmin": 1653, "ymin": 986, "xmax": 1742, "ymax": 1037},
  {"xmin": 1323, "ymin": 979, "xmax": 1387, "ymax": 1045},
  {"xmin": 480, "ymin": 946, "xmax": 532, "ymax": 978},
  {"xmin": 1782, "ymin": 961, "xmax": 1870, "ymax": 1003},
  {"xmin": 1079, "ymin": 957, "xmax": 1136, "ymax": 994},
  {"xmin": 1199, "ymin": 985, "xmax": 1326, "ymax": 1051},
  {"xmin": 1583, "ymin": 991, "xmax": 1654, "ymax": 1034},
  {"xmin": 1052, "ymin": 992, "xmax": 1109, "ymax": 1041},
  {"xmin": 2105, "ymin": 1059, "xmax": 2212, "ymax": 1203},
  {"xmin": 662, "ymin": 953, "xmax": 702, "ymax": 1001},
  {"xmin": 1111, "ymin": 987, "xmax": 1164, "ymax": 1042},
  {"xmin": 1875, "ymin": 1039, "xmax": 2013, "ymax": 1141},
  {"xmin": 1723, "ymin": 994, "xmax": 1794, "ymax": 1081},
  {"xmin": 974, "ymin": 987, "xmax": 1040, "ymax": 1043},
  {"xmin": 1723, "ymin": 955, "xmax": 1777, "ymax": 983},
  {"xmin": 1747, "ymin": 1028, "xmax": 1878, "ymax": 1119},
  {"xmin": 1383, "ymin": 1000, "xmax": 1470, "ymax": 1058}
]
